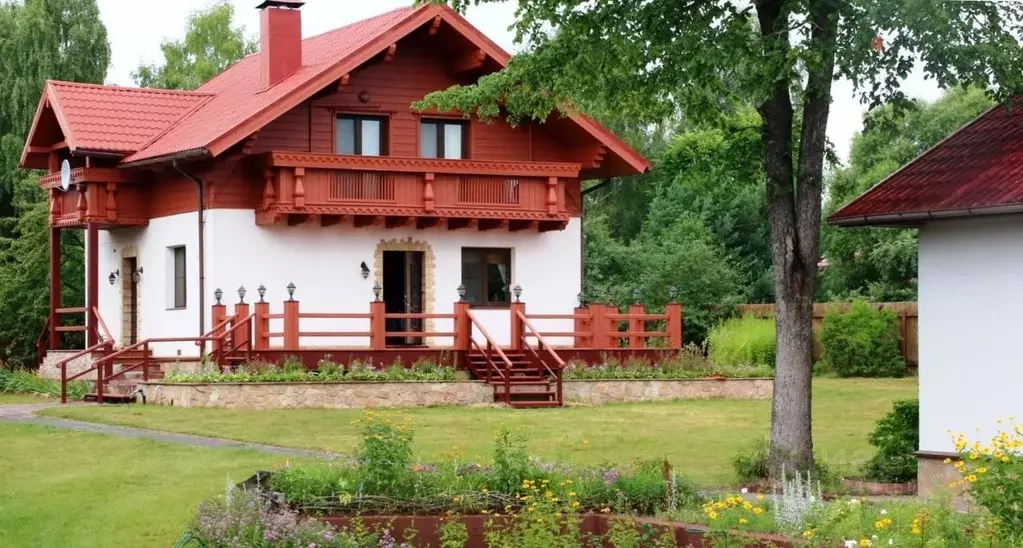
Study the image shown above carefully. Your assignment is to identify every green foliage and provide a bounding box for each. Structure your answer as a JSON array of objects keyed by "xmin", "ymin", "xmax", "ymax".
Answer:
[
  {"xmin": 707, "ymin": 316, "xmax": 776, "ymax": 369},
  {"xmin": 561, "ymin": 349, "xmax": 772, "ymax": 380},
  {"xmin": 164, "ymin": 358, "xmax": 458, "ymax": 383},
  {"xmin": 438, "ymin": 517, "xmax": 469, "ymax": 548},
  {"xmin": 863, "ymin": 400, "xmax": 919, "ymax": 483},
  {"xmin": 820, "ymin": 88, "xmax": 995, "ymax": 301},
  {"xmin": 0, "ymin": 367, "xmax": 87, "ymax": 400},
  {"xmin": 951, "ymin": 423, "xmax": 1023, "ymax": 543},
  {"xmin": 355, "ymin": 412, "xmax": 414, "ymax": 495},
  {"xmin": 820, "ymin": 302, "xmax": 906, "ymax": 378},
  {"xmin": 731, "ymin": 438, "xmax": 833, "ymax": 486},
  {"xmin": 490, "ymin": 427, "xmax": 534, "ymax": 495},
  {"xmin": 133, "ymin": 1, "xmax": 255, "ymax": 90}
]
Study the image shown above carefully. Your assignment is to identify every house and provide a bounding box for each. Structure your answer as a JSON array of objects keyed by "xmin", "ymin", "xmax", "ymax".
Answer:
[
  {"xmin": 830, "ymin": 101, "xmax": 1023, "ymax": 496},
  {"xmin": 23, "ymin": 1, "xmax": 680, "ymax": 406}
]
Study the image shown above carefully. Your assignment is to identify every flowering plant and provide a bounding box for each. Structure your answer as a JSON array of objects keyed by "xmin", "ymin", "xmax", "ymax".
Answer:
[{"xmin": 949, "ymin": 421, "xmax": 1023, "ymax": 541}]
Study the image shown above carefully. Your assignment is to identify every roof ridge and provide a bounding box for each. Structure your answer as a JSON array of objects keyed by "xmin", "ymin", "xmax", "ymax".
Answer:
[
  {"xmin": 47, "ymin": 79, "xmax": 214, "ymax": 96},
  {"xmin": 133, "ymin": 94, "xmax": 219, "ymax": 153},
  {"xmin": 300, "ymin": 5, "xmax": 419, "ymax": 43}
]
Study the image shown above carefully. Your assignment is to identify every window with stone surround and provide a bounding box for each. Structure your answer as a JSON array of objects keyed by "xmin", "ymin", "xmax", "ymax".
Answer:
[{"xmin": 167, "ymin": 246, "xmax": 186, "ymax": 310}]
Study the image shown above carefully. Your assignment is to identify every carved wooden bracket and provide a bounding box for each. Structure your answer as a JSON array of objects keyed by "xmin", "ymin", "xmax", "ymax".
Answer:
[
  {"xmin": 546, "ymin": 177, "xmax": 558, "ymax": 215},
  {"xmin": 294, "ymin": 167, "xmax": 306, "ymax": 209},
  {"xmin": 423, "ymin": 172, "xmax": 435, "ymax": 212}
]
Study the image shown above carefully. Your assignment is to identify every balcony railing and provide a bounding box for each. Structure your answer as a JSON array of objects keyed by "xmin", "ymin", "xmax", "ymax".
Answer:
[
  {"xmin": 258, "ymin": 152, "xmax": 583, "ymax": 229},
  {"xmin": 40, "ymin": 167, "xmax": 145, "ymax": 228}
]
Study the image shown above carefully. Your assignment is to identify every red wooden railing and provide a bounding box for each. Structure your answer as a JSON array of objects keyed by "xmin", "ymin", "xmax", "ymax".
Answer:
[
  {"xmin": 517, "ymin": 311, "xmax": 564, "ymax": 404},
  {"xmin": 467, "ymin": 311, "xmax": 512, "ymax": 404}
]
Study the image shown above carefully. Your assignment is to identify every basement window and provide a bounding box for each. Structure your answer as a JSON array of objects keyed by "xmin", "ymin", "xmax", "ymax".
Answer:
[
  {"xmin": 167, "ymin": 246, "xmax": 187, "ymax": 310},
  {"xmin": 461, "ymin": 248, "xmax": 511, "ymax": 308}
]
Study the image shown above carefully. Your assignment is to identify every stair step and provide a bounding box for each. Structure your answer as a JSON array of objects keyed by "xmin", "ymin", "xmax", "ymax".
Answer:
[
  {"xmin": 82, "ymin": 393, "xmax": 136, "ymax": 404},
  {"xmin": 507, "ymin": 400, "xmax": 562, "ymax": 409}
]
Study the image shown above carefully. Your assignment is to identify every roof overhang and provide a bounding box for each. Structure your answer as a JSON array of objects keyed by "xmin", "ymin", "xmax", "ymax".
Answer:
[
  {"xmin": 829, "ymin": 202, "xmax": 1023, "ymax": 227},
  {"xmin": 20, "ymin": 83, "xmax": 79, "ymax": 169}
]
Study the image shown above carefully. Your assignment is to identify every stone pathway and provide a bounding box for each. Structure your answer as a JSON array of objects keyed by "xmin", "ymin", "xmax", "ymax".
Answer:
[{"xmin": 0, "ymin": 402, "xmax": 342, "ymax": 460}]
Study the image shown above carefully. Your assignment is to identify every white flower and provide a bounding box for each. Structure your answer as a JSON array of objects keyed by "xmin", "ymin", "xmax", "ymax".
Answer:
[
  {"xmin": 880, "ymin": 509, "xmax": 888, "ymax": 515},
  {"xmin": 849, "ymin": 498, "xmax": 861, "ymax": 506},
  {"xmin": 741, "ymin": 487, "xmax": 749, "ymax": 494},
  {"xmin": 845, "ymin": 541, "xmax": 858, "ymax": 548},
  {"xmin": 889, "ymin": 539, "xmax": 894, "ymax": 545}
]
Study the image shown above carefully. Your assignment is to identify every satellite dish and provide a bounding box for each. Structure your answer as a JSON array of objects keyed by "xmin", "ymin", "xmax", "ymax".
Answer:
[{"xmin": 59, "ymin": 159, "xmax": 71, "ymax": 192}]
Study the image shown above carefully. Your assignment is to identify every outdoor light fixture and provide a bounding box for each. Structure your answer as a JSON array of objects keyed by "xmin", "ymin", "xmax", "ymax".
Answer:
[
  {"xmin": 577, "ymin": 292, "xmax": 585, "ymax": 307},
  {"xmin": 238, "ymin": 285, "xmax": 247, "ymax": 304},
  {"xmin": 360, "ymin": 261, "xmax": 370, "ymax": 279},
  {"xmin": 358, "ymin": 90, "xmax": 371, "ymax": 103},
  {"xmin": 257, "ymin": 284, "xmax": 267, "ymax": 303},
  {"xmin": 108, "ymin": 270, "xmax": 119, "ymax": 285},
  {"xmin": 457, "ymin": 284, "xmax": 466, "ymax": 302},
  {"xmin": 669, "ymin": 286, "xmax": 679, "ymax": 301},
  {"xmin": 131, "ymin": 267, "xmax": 143, "ymax": 283},
  {"xmin": 214, "ymin": 288, "xmax": 223, "ymax": 305},
  {"xmin": 513, "ymin": 285, "xmax": 523, "ymax": 302},
  {"xmin": 287, "ymin": 282, "xmax": 296, "ymax": 300},
  {"xmin": 372, "ymin": 282, "xmax": 382, "ymax": 302},
  {"xmin": 632, "ymin": 288, "xmax": 641, "ymax": 304}
]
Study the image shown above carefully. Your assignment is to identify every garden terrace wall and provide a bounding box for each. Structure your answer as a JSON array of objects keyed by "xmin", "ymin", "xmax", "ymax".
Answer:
[
  {"xmin": 142, "ymin": 378, "xmax": 772, "ymax": 409},
  {"xmin": 317, "ymin": 514, "xmax": 793, "ymax": 548}
]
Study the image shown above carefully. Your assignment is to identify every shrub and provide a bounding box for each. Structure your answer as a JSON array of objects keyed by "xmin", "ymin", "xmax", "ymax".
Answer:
[
  {"xmin": 820, "ymin": 302, "xmax": 906, "ymax": 378},
  {"xmin": 707, "ymin": 315, "xmax": 776, "ymax": 368},
  {"xmin": 863, "ymin": 399, "xmax": 919, "ymax": 483},
  {"xmin": 355, "ymin": 412, "xmax": 414, "ymax": 495},
  {"xmin": 0, "ymin": 368, "xmax": 88, "ymax": 400},
  {"xmin": 950, "ymin": 422, "xmax": 1023, "ymax": 542}
]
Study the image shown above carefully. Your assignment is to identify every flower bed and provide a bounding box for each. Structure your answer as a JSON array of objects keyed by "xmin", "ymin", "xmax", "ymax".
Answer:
[
  {"xmin": 165, "ymin": 357, "xmax": 459, "ymax": 383},
  {"xmin": 562, "ymin": 347, "xmax": 774, "ymax": 381}
]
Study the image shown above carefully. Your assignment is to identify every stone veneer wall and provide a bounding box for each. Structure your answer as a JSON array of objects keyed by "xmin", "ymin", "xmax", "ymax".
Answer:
[
  {"xmin": 38, "ymin": 351, "xmax": 97, "ymax": 381},
  {"xmin": 917, "ymin": 455, "xmax": 972, "ymax": 512},
  {"xmin": 145, "ymin": 381, "xmax": 494, "ymax": 409},
  {"xmin": 143, "ymin": 378, "xmax": 772, "ymax": 410},
  {"xmin": 563, "ymin": 378, "xmax": 772, "ymax": 405}
]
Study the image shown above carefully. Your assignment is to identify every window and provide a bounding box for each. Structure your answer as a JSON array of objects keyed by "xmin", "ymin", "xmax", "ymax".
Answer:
[
  {"xmin": 168, "ymin": 246, "xmax": 186, "ymax": 309},
  {"xmin": 420, "ymin": 120, "xmax": 467, "ymax": 159},
  {"xmin": 336, "ymin": 115, "xmax": 387, "ymax": 156},
  {"xmin": 461, "ymin": 248, "xmax": 511, "ymax": 307}
]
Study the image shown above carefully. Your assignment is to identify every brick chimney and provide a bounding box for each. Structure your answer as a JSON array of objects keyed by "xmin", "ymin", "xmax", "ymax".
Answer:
[{"xmin": 257, "ymin": 0, "xmax": 304, "ymax": 88}]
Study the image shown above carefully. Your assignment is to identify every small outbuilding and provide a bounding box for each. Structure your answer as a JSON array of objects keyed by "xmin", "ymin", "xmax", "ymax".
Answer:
[{"xmin": 831, "ymin": 102, "xmax": 1023, "ymax": 496}]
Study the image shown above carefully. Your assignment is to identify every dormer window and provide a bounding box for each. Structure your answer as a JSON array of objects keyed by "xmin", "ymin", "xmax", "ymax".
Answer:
[
  {"xmin": 421, "ymin": 119, "xmax": 467, "ymax": 159},
  {"xmin": 336, "ymin": 115, "xmax": 386, "ymax": 156}
]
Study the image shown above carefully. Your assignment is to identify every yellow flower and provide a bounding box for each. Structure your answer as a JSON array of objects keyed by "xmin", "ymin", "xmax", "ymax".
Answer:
[
  {"xmin": 802, "ymin": 530, "xmax": 814, "ymax": 539},
  {"xmin": 977, "ymin": 467, "xmax": 988, "ymax": 474},
  {"xmin": 1002, "ymin": 456, "xmax": 1011, "ymax": 463},
  {"xmin": 753, "ymin": 507, "xmax": 764, "ymax": 515},
  {"xmin": 911, "ymin": 527, "xmax": 921, "ymax": 535},
  {"xmin": 943, "ymin": 458, "xmax": 952, "ymax": 464},
  {"xmin": 860, "ymin": 539, "xmax": 871, "ymax": 547},
  {"xmin": 969, "ymin": 452, "xmax": 979, "ymax": 460},
  {"xmin": 568, "ymin": 491, "xmax": 576, "ymax": 497},
  {"xmin": 739, "ymin": 518, "xmax": 748, "ymax": 524},
  {"xmin": 756, "ymin": 494, "xmax": 765, "ymax": 501},
  {"xmin": 874, "ymin": 520, "xmax": 885, "ymax": 530},
  {"xmin": 742, "ymin": 501, "xmax": 753, "ymax": 510},
  {"xmin": 527, "ymin": 506, "xmax": 534, "ymax": 513},
  {"xmin": 708, "ymin": 511, "xmax": 718, "ymax": 520},
  {"xmin": 571, "ymin": 501, "xmax": 580, "ymax": 508},
  {"xmin": 967, "ymin": 474, "xmax": 978, "ymax": 483}
]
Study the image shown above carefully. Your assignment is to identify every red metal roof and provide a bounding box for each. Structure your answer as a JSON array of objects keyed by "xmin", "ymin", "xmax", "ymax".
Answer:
[
  {"xmin": 830, "ymin": 103, "xmax": 1023, "ymax": 226},
  {"xmin": 21, "ymin": 4, "xmax": 649, "ymax": 176}
]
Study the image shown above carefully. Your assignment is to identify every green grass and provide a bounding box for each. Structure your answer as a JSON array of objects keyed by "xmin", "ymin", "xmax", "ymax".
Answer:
[
  {"xmin": 0, "ymin": 393, "xmax": 50, "ymax": 404},
  {"xmin": 40, "ymin": 378, "xmax": 916, "ymax": 485},
  {"xmin": 0, "ymin": 422, "xmax": 295, "ymax": 548}
]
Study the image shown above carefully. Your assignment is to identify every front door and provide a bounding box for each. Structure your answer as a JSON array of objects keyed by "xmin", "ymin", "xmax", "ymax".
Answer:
[
  {"xmin": 383, "ymin": 251, "xmax": 424, "ymax": 346},
  {"xmin": 122, "ymin": 257, "xmax": 139, "ymax": 344}
]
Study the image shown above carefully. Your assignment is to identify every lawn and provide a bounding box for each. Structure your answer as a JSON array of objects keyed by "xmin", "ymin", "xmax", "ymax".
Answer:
[
  {"xmin": 39, "ymin": 378, "xmax": 917, "ymax": 485},
  {"xmin": 0, "ymin": 422, "xmax": 294, "ymax": 548},
  {"xmin": 0, "ymin": 393, "xmax": 50, "ymax": 404}
]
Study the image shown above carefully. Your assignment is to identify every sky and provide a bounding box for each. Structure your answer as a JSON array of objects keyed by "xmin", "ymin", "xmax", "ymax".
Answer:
[{"xmin": 95, "ymin": 0, "xmax": 944, "ymax": 163}]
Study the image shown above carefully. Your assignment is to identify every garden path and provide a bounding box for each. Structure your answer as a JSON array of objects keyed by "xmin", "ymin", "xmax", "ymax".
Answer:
[{"xmin": 0, "ymin": 402, "xmax": 342, "ymax": 459}]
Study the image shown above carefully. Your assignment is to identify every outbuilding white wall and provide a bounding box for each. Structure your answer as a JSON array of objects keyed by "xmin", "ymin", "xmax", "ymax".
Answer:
[
  {"xmin": 96, "ymin": 210, "xmax": 581, "ymax": 356},
  {"xmin": 918, "ymin": 216, "xmax": 1023, "ymax": 453}
]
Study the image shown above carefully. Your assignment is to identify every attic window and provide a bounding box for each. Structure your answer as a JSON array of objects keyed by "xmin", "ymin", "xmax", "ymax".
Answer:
[
  {"xmin": 336, "ymin": 115, "xmax": 387, "ymax": 156},
  {"xmin": 421, "ymin": 120, "xmax": 467, "ymax": 159}
]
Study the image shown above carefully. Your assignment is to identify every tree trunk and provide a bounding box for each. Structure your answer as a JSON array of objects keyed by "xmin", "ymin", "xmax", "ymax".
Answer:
[{"xmin": 756, "ymin": 0, "xmax": 838, "ymax": 480}]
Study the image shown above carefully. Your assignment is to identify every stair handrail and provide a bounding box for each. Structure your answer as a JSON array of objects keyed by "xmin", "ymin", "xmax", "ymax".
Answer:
[
  {"xmin": 466, "ymin": 311, "xmax": 512, "ymax": 403},
  {"xmin": 517, "ymin": 311, "xmax": 564, "ymax": 404},
  {"xmin": 93, "ymin": 306, "xmax": 115, "ymax": 345},
  {"xmin": 195, "ymin": 313, "xmax": 247, "ymax": 365},
  {"xmin": 215, "ymin": 312, "xmax": 256, "ymax": 368},
  {"xmin": 58, "ymin": 339, "xmax": 115, "ymax": 403}
]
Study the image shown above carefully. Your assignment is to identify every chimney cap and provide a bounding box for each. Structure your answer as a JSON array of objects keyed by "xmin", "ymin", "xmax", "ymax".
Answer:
[{"xmin": 256, "ymin": 0, "xmax": 305, "ymax": 9}]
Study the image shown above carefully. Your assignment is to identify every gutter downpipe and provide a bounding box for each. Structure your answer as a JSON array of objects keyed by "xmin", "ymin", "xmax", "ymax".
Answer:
[{"xmin": 172, "ymin": 160, "xmax": 206, "ymax": 337}]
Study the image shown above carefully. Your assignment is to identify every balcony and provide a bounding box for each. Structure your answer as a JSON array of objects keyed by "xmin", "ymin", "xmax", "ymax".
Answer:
[
  {"xmin": 257, "ymin": 152, "xmax": 583, "ymax": 231},
  {"xmin": 41, "ymin": 168, "xmax": 146, "ymax": 228}
]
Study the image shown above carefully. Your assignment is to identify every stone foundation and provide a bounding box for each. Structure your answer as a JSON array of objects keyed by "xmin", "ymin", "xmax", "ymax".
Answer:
[
  {"xmin": 143, "ymin": 381, "xmax": 495, "ymax": 409},
  {"xmin": 38, "ymin": 351, "xmax": 97, "ymax": 381},
  {"xmin": 917, "ymin": 452, "xmax": 972, "ymax": 511},
  {"xmin": 563, "ymin": 378, "xmax": 772, "ymax": 405}
]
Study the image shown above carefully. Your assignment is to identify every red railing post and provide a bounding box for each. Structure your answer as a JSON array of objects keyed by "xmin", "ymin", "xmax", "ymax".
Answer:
[
  {"xmin": 283, "ymin": 298, "xmax": 300, "ymax": 350},
  {"xmin": 629, "ymin": 304, "xmax": 645, "ymax": 349},
  {"xmin": 453, "ymin": 300, "xmax": 470, "ymax": 351},
  {"xmin": 211, "ymin": 299, "xmax": 227, "ymax": 360},
  {"xmin": 233, "ymin": 298, "xmax": 251, "ymax": 351},
  {"xmin": 666, "ymin": 302, "xmax": 683, "ymax": 350},
  {"xmin": 590, "ymin": 303, "xmax": 606, "ymax": 350},
  {"xmin": 143, "ymin": 341, "xmax": 150, "ymax": 382},
  {"xmin": 254, "ymin": 300, "xmax": 270, "ymax": 350},
  {"xmin": 369, "ymin": 300, "xmax": 385, "ymax": 350},
  {"xmin": 510, "ymin": 301, "xmax": 525, "ymax": 351},
  {"xmin": 60, "ymin": 363, "xmax": 67, "ymax": 404},
  {"xmin": 96, "ymin": 356, "xmax": 104, "ymax": 405},
  {"xmin": 49, "ymin": 226, "xmax": 61, "ymax": 350},
  {"xmin": 574, "ymin": 304, "xmax": 590, "ymax": 349}
]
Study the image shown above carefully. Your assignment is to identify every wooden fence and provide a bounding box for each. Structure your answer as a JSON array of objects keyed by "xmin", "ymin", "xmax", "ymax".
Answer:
[{"xmin": 736, "ymin": 302, "xmax": 918, "ymax": 367}]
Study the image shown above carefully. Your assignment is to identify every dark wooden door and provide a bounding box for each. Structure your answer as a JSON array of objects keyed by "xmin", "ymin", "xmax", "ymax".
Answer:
[
  {"xmin": 405, "ymin": 251, "xmax": 424, "ymax": 345},
  {"xmin": 124, "ymin": 257, "xmax": 139, "ymax": 344}
]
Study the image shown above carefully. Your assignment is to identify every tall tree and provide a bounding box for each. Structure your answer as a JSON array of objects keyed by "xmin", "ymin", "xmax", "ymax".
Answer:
[
  {"xmin": 820, "ymin": 87, "xmax": 994, "ymax": 302},
  {"xmin": 0, "ymin": 0, "xmax": 109, "ymax": 367},
  {"xmin": 133, "ymin": 1, "xmax": 256, "ymax": 91},
  {"xmin": 417, "ymin": 0, "xmax": 1023, "ymax": 475}
]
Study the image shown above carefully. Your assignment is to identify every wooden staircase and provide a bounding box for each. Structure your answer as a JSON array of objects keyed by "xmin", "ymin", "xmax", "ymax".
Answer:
[
  {"xmin": 467, "ymin": 350, "xmax": 562, "ymax": 408},
  {"xmin": 83, "ymin": 348, "xmax": 158, "ymax": 403}
]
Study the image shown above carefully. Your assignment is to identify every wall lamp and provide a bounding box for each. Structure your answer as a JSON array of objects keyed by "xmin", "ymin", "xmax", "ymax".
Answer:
[
  {"xmin": 360, "ymin": 261, "xmax": 370, "ymax": 279},
  {"xmin": 108, "ymin": 270, "xmax": 119, "ymax": 285}
]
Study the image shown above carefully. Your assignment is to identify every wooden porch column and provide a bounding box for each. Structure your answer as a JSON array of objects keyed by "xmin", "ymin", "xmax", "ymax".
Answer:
[
  {"xmin": 86, "ymin": 223, "xmax": 99, "ymax": 347},
  {"xmin": 283, "ymin": 298, "xmax": 300, "ymax": 350},
  {"xmin": 628, "ymin": 304, "xmax": 645, "ymax": 349},
  {"xmin": 254, "ymin": 299, "xmax": 270, "ymax": 350},
  {"xmin": 509, "ymin": 301, "xmax": 525, "ymax": 351},
  {"xmin": 369, "ymin": 300, "xmax": 385, "ymax": 350},
  {"xmin": 666, "ymin": 302, "xmax": 683, "ymax": 350},
  {"xmin": 453, "ymin": 300, "xmax": 470, "ymax": 351},
  {"xmin": 49, "ymin": 226, "xmax": 61, "ymax": 350},
  {"xmin": 589, "ymin": 303, "xmax": 607, "ymax": 349},
  {"xmin": 574, "ymin": 305, "xmax": 590, "ymax": 349},
  {"xmin": 233, "ymin": 296, "xmax": 251, "ymax": 349}
]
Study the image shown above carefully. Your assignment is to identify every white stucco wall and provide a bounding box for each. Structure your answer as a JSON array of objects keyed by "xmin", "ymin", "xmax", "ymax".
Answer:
[
  {"xmin": 97, "ymin": 212, "xmax": 205, "ymax": 357},
  {"xmin": 918, "ymin": 216, "xmax": 1023, "ymax": 453},
  {"xmin": 97, "ymin": 209, "xmax": 581, "ymax": 355}
]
